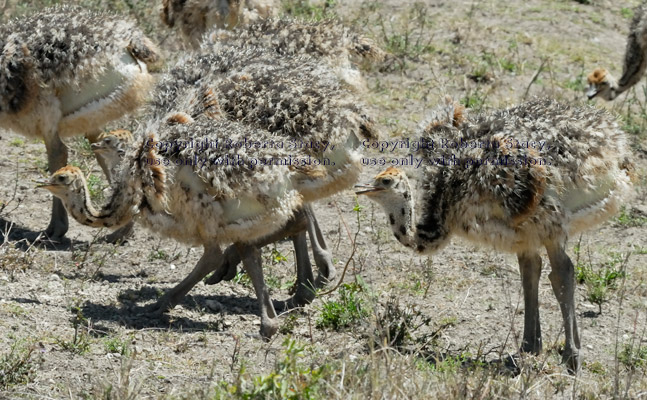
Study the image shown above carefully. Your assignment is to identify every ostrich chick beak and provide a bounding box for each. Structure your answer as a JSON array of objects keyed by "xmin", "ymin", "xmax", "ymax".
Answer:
[
  {"xmin": 586, "ymin": 84, "xmax": 599, "ymax": 100},
  {"xmin": 354, "ymin": 183, "xmax": 384, "ymax": 195},
  {"xmin": 34, "ymin": 179, "xmax": 60, "ymax": 193}
]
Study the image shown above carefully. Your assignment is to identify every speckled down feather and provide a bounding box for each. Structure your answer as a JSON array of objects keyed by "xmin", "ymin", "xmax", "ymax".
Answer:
[
  {"xmin": 161, "ymin": 0, "xmax": 277, "ymax": 47},
  {"xmin": 150, "ymin": 43, "xmax": 380, "ymax": 149},
  {"xmin": 413, "ymin": 97, "xmax": 634, "ymax": 253},
  {"xmin": 0, "ymin": 5, "xmax": 158, "ymax": 114},
  {"xmin": 204, "ymin": 18, "xmax": 385, "ymax": 64},
  {"xmin": 154, "ymin": 115, "xmax": 297, "ymax": 198}
]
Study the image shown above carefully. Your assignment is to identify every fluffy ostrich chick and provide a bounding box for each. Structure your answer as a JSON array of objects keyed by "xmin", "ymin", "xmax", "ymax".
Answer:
[
  {"xmin": 0, "ymin": 6, "xmax": 158, "ymax": 241},
  {"xmin": 587, "ymin": 2, "xmax": 647, "ymax": 100},
  {"xmin": 356, "ymin": 98, "xmax": 635, "ymax": 372},
  {"xmin": 161, "ymin": 0, "xmax": 277, "ymax": 48}
]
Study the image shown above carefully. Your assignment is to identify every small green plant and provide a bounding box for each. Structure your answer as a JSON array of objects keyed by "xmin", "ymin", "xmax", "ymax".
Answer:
[
  {"xmin": 57, "ymin": 306, "xmax": 92, "ymax": 355},
  {"xmin": 616, "ymin": 207, "xmax": 647, "ymax": 227},
  {"xmin": 232, "ymin": 271, "xmax": 252, "ymax": 287},
  {"xmin": 281, "ymin": 0, "xmax": 337, "ymax": 20},
  {"xmin": 586, "ymin": 360, "xmax": 605, "ymax": 374},
  {"xmin": 498, "ymin": 57, "xmax": 517, "ymax": 73},
  {"xmin": 461, "ymin": 91, "xmax": 487, "ymax": 110},
  {"xmin": 219, "ymin": 338, "xmax": 326, "ymax": 399},
  {"xmin": 86, "ymin": 173, "xmax": 106, "ymax": 203},
  {"xmin": 373, "ymin": 297, "xmax": 432, "ymax": 350},
  {"xmin": 621, "ymin": 7, "xmax": 634, "ymax": 19},
  {"xmin": 618, "ymin": 343, "xmax": 647, "ymax": 370},
  {"xmin": 270, "ymin": 247, "xmax": 287, "ymax": 264},
  {"xmin": 0, "ymin": 340, "xmax": 39, "ymax": 389},
  {"xmin": 104, "ymin": 337, "xmax": 129, "ymax": 355},
  {"xmin": 279, "ymin": 314, "xmax": 299, "ymax": 335},
  {"xmin": 377, "ymin": 2, "xmax": 435, "ymax": 69},
  {"xmin": 148, "ymin": 248, "xmax": 169, "ymax": 262},
  {"xmin": 0, "ymin": 242, "xmax": 34, "ymax": 282},
  {"xmin": 9, "ymin": 138, "xmax": 24, "ymax": 147},
  {"xmin": 576, "ymin": 251, "xmax": 627, "ymax": 314},
  {"xmin": 317, "ymin": 282, "xmax": 370, "ymax": 331}
]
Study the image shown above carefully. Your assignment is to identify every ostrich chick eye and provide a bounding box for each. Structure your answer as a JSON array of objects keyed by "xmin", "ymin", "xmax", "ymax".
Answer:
[{"xmin": 381, "ymin": 178, "xmax": 392, "ymax": 185}]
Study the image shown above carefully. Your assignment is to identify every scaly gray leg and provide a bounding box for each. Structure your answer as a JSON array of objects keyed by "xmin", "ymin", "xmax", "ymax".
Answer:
[
  {"xmin": 145, "ymin": 211, "xmax": 310, "ymax": 315},
  {"xmin": 206, "ymin": 205, "xmax": 335, "ymax": 289},
  {"xmin": 103, "ymin": 221, "xmax": 135, "ymax": 244},
  {"xmin": 304, "ymin": 204, "xmax": 335, "ymax": 287},
  {"xmin": 148, "ymin": 244, "xmax": 224, "ymax": 313},
  {"xmin": 545, "ymin": 242, "xmax": 581, "ymax": 373},
  {"xmin": 44, "ymin": 135, "xmax": 69, "ymax": 241},
  {"xmin": 236, "ymin": 242, "xmax": 278, "ymax": 339},
  {"xmin": 517, "ymin": 251, "xmax": 542, "ymax": 354},
  {"xmin": 274, "ymin": 231, "xmax": 316, "ymax": 311}
]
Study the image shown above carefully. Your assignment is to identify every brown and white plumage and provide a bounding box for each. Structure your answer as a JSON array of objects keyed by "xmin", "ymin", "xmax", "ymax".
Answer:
[
  {"xmin": 587, "ymin": 2, "xmax": 647, "ymax": 100},
  {"xmin": 0, "ymin": 6, "xmax": 158, "ymax": 240},
  {"xmin": 204, "ymin": 18, "xmax": 385, "ymax": 91},
  {"xmin": 42, "ymin": 45, "xmax": 378, "ymax": 338},
  {"xmin": 356, "ymin": 98, "xmax": 634, "ymax": 372},
  {"xmin": 161, "ymin": 0, "xmax": 278, "ymax": 47},
  {"xmin": 152, "ymin": 43, "xmax": 379, "ymax": 199}
]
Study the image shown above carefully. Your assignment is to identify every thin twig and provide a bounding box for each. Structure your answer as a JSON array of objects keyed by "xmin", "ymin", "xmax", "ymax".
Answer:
[{"xmin": 523, "ymin": 58, "xmax": 547, "ymax": 100}]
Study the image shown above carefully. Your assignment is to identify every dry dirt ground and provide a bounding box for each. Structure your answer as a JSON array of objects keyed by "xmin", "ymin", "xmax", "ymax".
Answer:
[{"xmin": 1, "ymin": 0, "xmax": 647, "ymax": 399}]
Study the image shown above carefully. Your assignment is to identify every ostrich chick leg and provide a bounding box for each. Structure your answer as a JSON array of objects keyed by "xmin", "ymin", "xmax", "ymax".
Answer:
[
  {"xmin": 517, "ymin": 251, "xmax": 542, "ymax": 354},
  {"xmin": 206, "ymin": 204, "xmax": 335, "ymax": 288},
  {"xmin": 546, "ymin": 242, "xmax": 581, "ymax": 373},
  {"xmin": 148, "ymin": 208, "xmax": 314, "ymax": 313},
  {"xmin": 236, "ymin": 242, "xmax": 278, "ymax": 339},
  {"xmin": 43, "ymin": 134, "xmax": 69, "ymax": 241}
]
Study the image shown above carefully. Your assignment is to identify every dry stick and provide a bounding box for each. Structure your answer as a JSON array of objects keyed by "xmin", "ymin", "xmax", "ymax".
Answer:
[
  {"xmin": 523, "ymin": 58, "xmax": 548, "ymax": 100},
  {"xmin": 612, "ymin": 251, "xmax": 631, "ymax": 398},
  {"xmin": 317, "ymin": 200, "xmax": 359, "ymax": 297}
]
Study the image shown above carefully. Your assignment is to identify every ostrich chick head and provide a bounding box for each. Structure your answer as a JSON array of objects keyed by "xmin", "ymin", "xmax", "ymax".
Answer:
[{"xmin": 586, "ymin": 68, "xmax": 618, "ymax": 100}]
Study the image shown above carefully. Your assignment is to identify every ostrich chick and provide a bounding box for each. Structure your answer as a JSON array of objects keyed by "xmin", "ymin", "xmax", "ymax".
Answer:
[
  {"xmin": 161, "ymin": 0, "xmax": 277, "ymax": 48},
  {"xmin": 91, "ymin": 126, "xmax": 329, "ymax": 307},
  {"xmin": 204, "ymin": 18, "xmax": 385, "ymax": 92},
  {"xmin": 91, "ymin": 130, "xmax": 134, "ymax": 184},
  {"xmin": 0, "ymin": 6, "xmax": 158, "ymax": 241},
  {"xmin": 42, "ymin": 118, "xmax": 307, "ymax": 339},
  {"xmin": 587, "ymin": 2, "xmax": 647, "ymax": 100},
  {"xmin": 145, "ymin": 43, "xmax": 380, "ymax": 305},
  {"xmin": 356, "ymin": 98, "xmax": 635, "ymax": 372}
]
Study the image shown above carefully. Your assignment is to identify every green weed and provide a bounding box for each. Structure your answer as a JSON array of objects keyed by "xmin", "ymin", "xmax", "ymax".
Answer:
[
  {"xmin": 621, "ymin": 7, "xmax": 634, "ymax": 19},
  {"xmin": 616, "ymin": 207, "xmax": 647, "ymax": 227},
  {"xmin": 575, "ymin": 250, "xmax": 628, "ymax": 314},
  {"xmin": 56, "ymin": 306, "xmax": 92, "ymax": 355},
  {"xmin": 618, "ymin": 343, "xmax": 647, "ymax": 370},
  {"xmin": 317, "ymin": 282, "xmax": 370, "ymax": 331},
  {"xmin": 0, "ymin": 340, "xmax": 39, "ymax": 389},
  {"xmin": 218, "ymin": 338, "xmax": 327, "ymax": 399},
  {"xmin": 104, "ymin": 337, "xmax": 130, "ymax": 355},
  {"xmin": 281, "ymin": 0, "xmax": 337, "ymax": 21}
]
